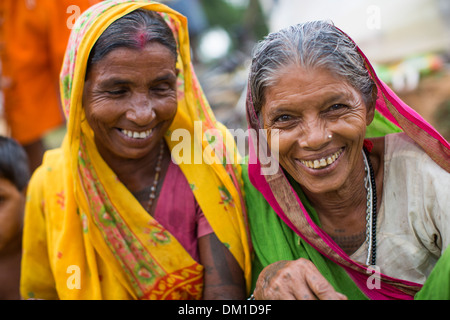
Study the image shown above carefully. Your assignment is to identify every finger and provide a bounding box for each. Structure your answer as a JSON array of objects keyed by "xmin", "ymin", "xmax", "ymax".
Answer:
[
  {"xmin": 258, "ymin": 281, "xmax": 316, "ymax": 300},
  {"xmin": 260, "ymin": 263, "xmax": 320, "ymax": 300},
  {"xmin": 305, "ymin": 269, "xmax": 347, "ymax": 300},
  {"xmin": 292, "ymin": 285, "xmax": 318, "ymax": 300},
  {"xmin": 255, "ymin": 260, "xmax": 309, "ymax": 300},
  {"xmin": 255, "ymin": 273, "xmax": 298, "ymax": 300}
]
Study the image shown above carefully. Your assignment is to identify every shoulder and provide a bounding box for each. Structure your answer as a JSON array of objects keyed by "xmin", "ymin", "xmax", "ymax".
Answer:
[
  {"xmin": 383, "ymin": 132, "xmax": 450, "ymax": 208},
  {"xmin": 25, "ymin": 148, "xmax": 66, "ymax": 226},
  {"xmin": 28, "ymin": 148, "xmax": 65, "ymax": 190},
  {"xmin": 382, "ymin": 133, "xmax": 450, "ymax": 254},
  {"xmin": 384, "ymin": 132, "xmax": 445, "ymax": 173},
  {"xmin": 385, "ymin": 132, "xmax": 424, "ymax": 156}
]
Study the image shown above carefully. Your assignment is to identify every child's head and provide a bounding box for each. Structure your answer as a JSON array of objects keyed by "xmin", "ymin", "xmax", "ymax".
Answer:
[
  {"xmin": 0, "ymin": 136, "xmax": 30, "ymax": 252},
  {"xmin": 0, "ymin": 136, "xmax": 30, "ymax": 191}
]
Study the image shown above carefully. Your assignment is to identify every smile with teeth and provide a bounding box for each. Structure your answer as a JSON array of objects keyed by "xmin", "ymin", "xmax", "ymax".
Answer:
[
  {"xmin": 299, "ymin": 148, "xmax": 344, "ymax": 169},
  {"xmin": 121, "ymin": 129, "xmax": 152, "ymax": 139}
]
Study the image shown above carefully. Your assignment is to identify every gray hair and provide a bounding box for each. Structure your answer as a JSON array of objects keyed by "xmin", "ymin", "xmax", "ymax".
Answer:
[{"xmin": 249, "ymin": 20, "xmax": 377, "ymax": 114}]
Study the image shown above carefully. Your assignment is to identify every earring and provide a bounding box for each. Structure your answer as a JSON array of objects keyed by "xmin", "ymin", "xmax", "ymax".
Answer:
[{"xmin": 328, "ymin": 134, "xmax": 332, "ymax": 139}]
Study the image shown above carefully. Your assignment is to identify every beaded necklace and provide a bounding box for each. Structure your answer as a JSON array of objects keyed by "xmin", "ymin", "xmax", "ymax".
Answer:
[
  {"xmin": 362, "ymin": 147, "xmax": 377, "ymax": 266},
  {"xmin": 146, "ymin": 141, "xmax": 164, "ymax": 213}
]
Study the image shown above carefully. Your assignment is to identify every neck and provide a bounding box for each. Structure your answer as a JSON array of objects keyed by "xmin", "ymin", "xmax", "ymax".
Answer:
[
  {"xmin": 302, "ymin": 152, "xmax": 368, "ymax": 255},
  {"xmin": 101, "ymin": 140, "xmax": 170, "ymax": 193},
  {"xmin": 306, "ymin": 155, "xmax": 367, "ymax": 226},
  {"xmin": 302, "ymin": 139, "xmax": 384, "ymax": 256}
]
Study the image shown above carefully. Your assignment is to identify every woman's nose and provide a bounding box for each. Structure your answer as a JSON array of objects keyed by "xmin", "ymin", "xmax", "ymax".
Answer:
[
  {"xmin": 298, "ymin": 119, "xmax": 330, "ymax": 150},
  {"xmin": 126, "ymin": 94, "xmax": 155, "ymax": 125}
]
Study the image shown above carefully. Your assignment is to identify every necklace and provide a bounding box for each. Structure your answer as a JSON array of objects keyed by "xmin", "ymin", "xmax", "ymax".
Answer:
[
  {"xmin": 146, "ymin": 141, "xmax": 164, "ymax": 213},
  {"xmin": 362, "ymin": 147, "xmax": 377, "ymax": 266}
]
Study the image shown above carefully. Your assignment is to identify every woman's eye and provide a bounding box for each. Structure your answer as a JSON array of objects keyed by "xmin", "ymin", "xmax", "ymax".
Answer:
[
  {"xmin": 107, "ymin": 89, "xmax": 126, "ymax": 95},
  {"xmin": 328, "ymin": 104, "xmax": 347, "ymax": 111},
  {"xmin": 152, "ymin": 84, "xmax": 172, "ymax": 92},
  {"xmin": 275, "ymin": 115, "xmax": 292, "ymax": 122}
]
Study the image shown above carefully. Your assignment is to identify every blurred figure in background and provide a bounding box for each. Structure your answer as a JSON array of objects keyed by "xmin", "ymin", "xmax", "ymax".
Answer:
[
  {"xmin": 0, "ymin": 0, "xmax": 101, "ymax": 172},
  {"xmin": 167, "ymin": 0, "xmax": 207, "ymax": 63},
  {"xmin": 0, "ymin": 136, "xmax": 29, "ymax": 300}
]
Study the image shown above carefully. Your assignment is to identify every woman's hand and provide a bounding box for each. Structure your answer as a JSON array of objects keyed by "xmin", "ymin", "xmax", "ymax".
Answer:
[{"xmin": 254, "ymin": 258, "xmax": 347, "ymax": 300}]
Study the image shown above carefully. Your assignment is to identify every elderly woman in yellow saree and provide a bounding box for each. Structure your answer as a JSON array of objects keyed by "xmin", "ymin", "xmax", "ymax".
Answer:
[{"xmin": 20, "ymin": 0, "xmax": 251, "ymax": 300}]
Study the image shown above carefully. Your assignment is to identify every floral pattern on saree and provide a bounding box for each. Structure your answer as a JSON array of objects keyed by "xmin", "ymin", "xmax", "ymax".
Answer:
[
  {"xmin": 143, "ymin": 264, "xmax": 204, "ymax": 300},
  {"xmin": 78, "ymin": 135, "xmax": 203, "ymax": 299}
]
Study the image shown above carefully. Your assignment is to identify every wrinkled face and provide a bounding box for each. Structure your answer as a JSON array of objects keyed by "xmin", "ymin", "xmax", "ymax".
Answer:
[
  {"xmin": 0, "ymin": 178, "xmax": 25, "ymax": 251},
  {"xmin": 83, "ymin": 42, "xmax": 178, "ymax": 162},
  {"xmin": 261, "ymin": 65, "xmax": 374, "ymax": 194}
]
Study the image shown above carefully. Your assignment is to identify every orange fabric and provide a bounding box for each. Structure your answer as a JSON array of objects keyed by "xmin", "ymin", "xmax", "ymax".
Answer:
[{"xmin": 0, "ymin": 0, "xmax": 100, "ymax": 144}]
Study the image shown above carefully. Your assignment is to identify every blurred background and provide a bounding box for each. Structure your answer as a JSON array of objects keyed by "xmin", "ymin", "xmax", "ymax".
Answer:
[{"xmin": 1, "ymin": 0, "xmax": 449, "ymax": 157}]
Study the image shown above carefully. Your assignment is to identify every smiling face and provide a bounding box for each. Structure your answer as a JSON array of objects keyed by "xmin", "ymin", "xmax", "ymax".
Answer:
[
  {"xmin": 261, "ymin": 65, "xmax": 375, "ymax": 194},
  {"xmin": 82, "ymin": 42, "xmax": 178, "ymax": 163}
]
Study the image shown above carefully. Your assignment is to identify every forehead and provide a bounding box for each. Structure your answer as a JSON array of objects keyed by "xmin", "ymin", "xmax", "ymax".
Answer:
[
  {"xmin": 0, "ymin": 177, "xmax": 19, "ymax": 193},
  {"xmin": 87, "ymin": 42, "xmax": 177, "ymax": 81},
  {"xmin": 263, "ymin": 65, "xmax": 361, "ymax": 110}
]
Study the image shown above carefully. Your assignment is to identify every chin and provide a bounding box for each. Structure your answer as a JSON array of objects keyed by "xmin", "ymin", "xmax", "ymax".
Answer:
[
  {"xmin": 295, "ymin": 172, "xmax": 345, "ymax": 195},
  {"xmin": 121, "ymin": 150, "xmax": 151, "ymax": 160},
  {"xmin": 102, "ymin": 146, "xmax": 151, "ymax": 162}
]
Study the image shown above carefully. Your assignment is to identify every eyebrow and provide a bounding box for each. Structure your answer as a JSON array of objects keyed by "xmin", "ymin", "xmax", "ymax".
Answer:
[
  {"xmin": 97, "ymin": 73, "xmax": 177, "ymax": 88},
  {"xmin": 98, "ymin": 78, "xmax": 131, "ymax": 87},
  {"xmin": 319, "ymin": 94, "xmax": 353, "ymax": 109},
  {"xmin": 272, "ymin": 92, "xmax": 350, "ymax": 109}
]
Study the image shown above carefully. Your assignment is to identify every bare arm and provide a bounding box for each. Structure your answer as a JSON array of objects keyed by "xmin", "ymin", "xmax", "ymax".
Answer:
[{"xmin": 198, "ymin": 233, "xmax": 246, "ymax": 300}]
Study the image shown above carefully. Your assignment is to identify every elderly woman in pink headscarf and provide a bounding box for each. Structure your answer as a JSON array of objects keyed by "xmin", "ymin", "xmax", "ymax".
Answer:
[{"xmin": 243, "ymin": 20, "xmax": 450, "ymax": 300}]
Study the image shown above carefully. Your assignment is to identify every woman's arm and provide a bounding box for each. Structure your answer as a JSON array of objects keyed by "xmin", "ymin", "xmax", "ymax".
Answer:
[{"xmin": 198, "ymin": 233, "xmax": 246, "ymax": 300}]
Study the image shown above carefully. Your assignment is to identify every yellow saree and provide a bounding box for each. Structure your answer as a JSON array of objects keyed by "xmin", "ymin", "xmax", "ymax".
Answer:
[{"xmin": 20, "ymin": 0, "xmax": 251, "ymax": 300}]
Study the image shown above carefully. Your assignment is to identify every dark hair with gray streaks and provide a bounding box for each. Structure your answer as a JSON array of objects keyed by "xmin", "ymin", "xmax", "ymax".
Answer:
[
  {"xmin": 86, "ymin": 9, "xmax": 177, "ymax": 77},
  {"xmin": 249, "ymin": 20, "xmax": 377, "ymax": 114}
]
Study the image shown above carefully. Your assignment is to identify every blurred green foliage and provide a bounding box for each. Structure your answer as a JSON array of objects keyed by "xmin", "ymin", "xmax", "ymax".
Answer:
[{"xmin": 199, "ymin": 0, "xmax": 268, "ymax": 54}]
